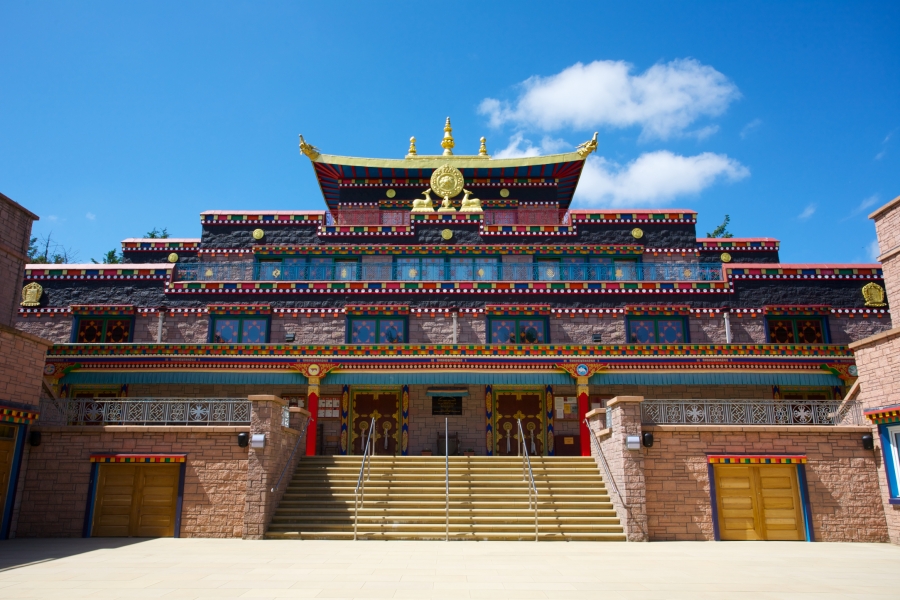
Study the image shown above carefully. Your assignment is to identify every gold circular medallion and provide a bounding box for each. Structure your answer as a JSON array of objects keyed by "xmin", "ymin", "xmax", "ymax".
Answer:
[
  {"xmin": 252, "ymin": 228, "xmax": 265, "ymax": 240},
  {"xmin": 307, "ymin": 364, "xmax": 321, "ymax": 376},
  {"xmin": 385, "ymin": 188, "xmax": 396, "ymax": 198},
  {"xmin": 441, "ymin": 229, "xmax": 453, "ymax": 240},
  {"xmin": 408, "ymin": 268, "xmax": 418, "ymax": 278},
  {"xmin": 430, "ymin": 164, "xmax": 465, "ymax": 199},
  {"xmin": 499, "ymin": 188, "xmax": 510, "ymax": 198},
  {"xmin": 167, "ymin": 252, "xmax": 179, "ymax": 263},
  {"xmin": 720, "ymin": 252, "xmax": 732, "ymax": 263},
  {"xmin": 631, "ymin": 227, "xmax": 644, "ymax": 239},
  {"xmin": 272, "ymin": 269, "xmax": 281, "ymax": 278}
]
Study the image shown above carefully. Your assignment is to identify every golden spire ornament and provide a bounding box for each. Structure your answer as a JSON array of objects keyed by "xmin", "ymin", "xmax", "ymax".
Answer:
[
  {"xmin": 479, "ymin": 137, "xmax": 488, "ymax": 156},
  {"xmin": 408, "ymin": 136, "xmax": 417, "ymax": 156},
  {"xmin": 441, "ymin": 117, "xmax": 455, "ymax": 156}
]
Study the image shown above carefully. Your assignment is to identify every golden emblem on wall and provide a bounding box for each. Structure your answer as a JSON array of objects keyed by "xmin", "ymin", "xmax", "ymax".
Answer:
[
  {"xmin": 167, "ymin": 252, "xmax": 179, "ymax": 263},
  {"xmin": 385, "ymin": 188, "xmax": 396, "ymax": 198},
  {"xmin": 431, "ymin": 164, "xmax": 464, "ymax": 199},
  {"xmin": 862, "ymin": 282, "xmax": 887, "ymax": 307},
  {"xmin": 720, "ymin": 252, "xmax": 732, "ymax": 263},
  {"xmin": 252, "ymin": 229, "xmax": 265, "ymax": 240},
  {"xmin": 631, "ymin": 227, "xmax": 644, "ymax": 239},
  {"xmin": 441, "ymin": 229, "xmax": 453, "ymax": 240},
  {"xmin": 499, "ymin": 188, "xmax": 510, "ymax": 198},
  {"xmin": 20, "ymin": 282, "xmax": 42, "ymax": 307}
]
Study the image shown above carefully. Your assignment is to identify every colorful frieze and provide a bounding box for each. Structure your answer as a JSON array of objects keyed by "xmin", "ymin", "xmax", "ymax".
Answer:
[
  {"xmin": 696, "ymin": 238, "xmax": 780, "ymax": 251},
  {"xmin": 569, "ymin": 211, "xmax": 697, "ymax": 224},
  {"xmin": 865, "ymin": 405, "xmax": 900, "ymax": 425},
  {"xmin": 765, "ymin": 305, "xmax": 832, "ymax": 316},
  {"xmin": 726, "ymin": 266, "xmax": 882, "ymax": 279},
  {"xmin": 121, "ymin": 239, "xmax": 201, "ymax": 250},
  {"xmin": 253, "ymin": 244, "xmax": 643, "ymax": 256},
  {"xmin": 207, "ymin": 304, "xmax": 272, "ymax": 316},
  {"xmin": 0, "ymin": 406, "xmax": 40, "ymax": 425},
  {"xmin": 320, "ymin": 225, "xmax": 415, "ymax": 236},
  {"xmin": 707, "ymin": 455, "xmax": 807, "ymax": 464},
  {"xmin": 485, "ymin": 304, "xmax": 552, "ymax": 316},
  {"xmin": 90, "ymin": 454, "xmax": 186, "ymax": 463},
  {"xmin": 345, "ymin": 304, "xmax": 409, "ymax": 316},
  {"xmin": 200, "ymin": 212, "xmax": 324, "ymax": 225},
  {"xmin": 24, "ymin": 266, "xmax": 171, "ymax": 280},
  {"xmin": 479, "ymin": 224, "xmax": 576, "ymax": 236},
  {"xmin": 625, "ymin": 305, "xmax": 691, "ymax": 316},
  {"xmin": 70, "ymin": 305, "xmax": 135, "ymax": 316}
]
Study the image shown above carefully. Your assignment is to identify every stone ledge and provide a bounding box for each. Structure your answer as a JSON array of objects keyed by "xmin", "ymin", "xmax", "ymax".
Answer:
[
  {"xmin": 585, "ymin": 408, "xmax": 606, "ymax": 419},
  {"xmin": 0, "ymin": 322, "xmax": 54, "ymax": 346},
  {"xmin": 643, "ymin": 424, "xmax": 871, "ymax": 433},
  {"xmin": 249, "ymin": 394, "xmax": 286, "ymax": 406},
  {"xmin": 849, "ymin": 326, "xmax": 900, "ymax": 351},
  {"xmin": 33, "ymin": 425, "xmax": 251, "ymax": 433},
  {"xmin": 868, "ymin": 193, "xmax": 900, "ymax": 220},
  {"xmin": 594, "ymin": 428, "xmax": 612, "ymax": 438},
  {"xmin": 607, "ymin": 396, "xmax": 644, "ymax": 408}
]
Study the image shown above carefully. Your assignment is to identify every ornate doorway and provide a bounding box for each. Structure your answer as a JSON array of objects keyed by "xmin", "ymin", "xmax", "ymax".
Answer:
[
  {"xmin": 492, "ymin": 388, "xmax": 546, "ymax": 456},
  {"xmin": 349, "ymin": 388, "xmax": 401, "ymax": 456}
]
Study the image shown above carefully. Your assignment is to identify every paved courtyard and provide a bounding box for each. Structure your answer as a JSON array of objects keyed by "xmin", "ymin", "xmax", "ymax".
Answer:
[{"xmin": 0, "ymin": 538, "xmax": 897, "ymax": 599}]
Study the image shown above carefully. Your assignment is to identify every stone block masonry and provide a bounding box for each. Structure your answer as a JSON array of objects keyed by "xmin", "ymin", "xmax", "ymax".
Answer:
[
  {"xmin": 0, "ymin": 324, "xmax": 52, "ymax": 407},
  {"xmin": 0, "ymin": 193, "xmax": 38, "ymax": 329}
]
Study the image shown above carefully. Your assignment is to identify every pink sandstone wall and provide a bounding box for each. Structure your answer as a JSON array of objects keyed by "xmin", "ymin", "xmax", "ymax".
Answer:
[
  {"xmin": 0, "ymin": 193, "xmax": 37, "ymax": 328},
  {"xmin": 871, "ymin": 194, "xmax": 900, "ymax": 303},
  {"xmin": 642, "ymin": 425, "xmax": 888, "ymax": 542},
  {"xmin": 0, "ymin": 324, "xmax": 52, "ymax": 408}
]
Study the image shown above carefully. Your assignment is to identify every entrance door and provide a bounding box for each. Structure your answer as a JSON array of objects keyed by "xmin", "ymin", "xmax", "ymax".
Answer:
[
  {"xmin": 350, "ymin": 388, "xmax": 400, "ymax": 455},
  {"xmin": 493, "ymin": 388, "xmax": 545, "ymax": 456},
  {"xmin": 0, "ymin": 425, "xmax": 17, "ymax": 518},
  {"xmin": 714, "ymin": 464, "xmax": 806, "ymax": 541},
  {"xmin": 92, "ymin": 464, "xmax": 180, "ymax": 537}
]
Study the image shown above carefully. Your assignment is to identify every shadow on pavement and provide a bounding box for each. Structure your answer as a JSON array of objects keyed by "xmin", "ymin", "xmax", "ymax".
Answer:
[{"xmin": 0, "ymin": 538, "xmax": 152, "ymax": 572}]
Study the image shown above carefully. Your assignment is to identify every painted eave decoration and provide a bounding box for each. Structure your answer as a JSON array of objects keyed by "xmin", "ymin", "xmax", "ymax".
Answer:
[
  {"xmin": 90, "ymin": 454, "xmax": 187, "ymax": 463},
  {"xmin": 708, "ymin": 455, "xmax": 807, "ymax": 464},
  {"xmin": 24, "ymin": 264, "xmax": 172, "ymax": 280},
  {"xmin": 864, "ymin": 404, "xmax": 900, "ymax": 425},
  {"xmin": 0, "ymin": 405, "xmax": 40, "ymax": 425}
]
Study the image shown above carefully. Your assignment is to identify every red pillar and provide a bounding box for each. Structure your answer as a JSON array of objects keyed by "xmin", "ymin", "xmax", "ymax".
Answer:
[
  {"xmin": 305, "ymin": 390, "xmax": 318, "ymax": 456},
  {"xmin": 578, "ymin": 389, "xmax": 590, "ymax": 456}
]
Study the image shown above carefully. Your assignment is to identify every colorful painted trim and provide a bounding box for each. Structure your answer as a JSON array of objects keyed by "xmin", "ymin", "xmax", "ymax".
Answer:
[
  {"xmin": 409, "ymin": 213, "xmax": 483, "ymax": 223},
  {"xmin": 25, "ymin": 266, "xmax": 171, "ymax": 280},
  {"xmin": 411, "ymin": 307, "xmax": 456, "ymax": 315},
  {"xmin": 708, "ymin": 455, "xmax": 807, "ymax": 464},
  {"xmin": 345, "ymin": 304, "xmax": 409, "ymax": 316},
  {"xmin": 273, "ymin": 308, "xmax": 344, "ymax": 316},
  {"xmin": 864, "ymin": 405, "xmax": 900, "ymax": 425},
  {"xmin": 208, "ymin": 304, "xmax": 271, "ymax": 315},
  {"xmin": 569, "ymin": 211, "xmax": 697, "ymax": 224},
  {"xmin": 625, "ymin": 305, "xmax": 691, "ymax": 316},
  {"xmin": 480, "ymin": 225, "xmax": 576, "ymax": 236},
  {"xmin": 18, "ymin": 307, "xmax": 72, "ymax": 316},
  {"xmin": 697, "ymin": 239, "xmax": 780, "ymax": 251},
  {"xmin": 71, "ymin": 305, "xmax": 135, "ymax": 316},
  {"xmin": 485, "ymin": 304, "xmax": 551, "ymax": 316},
  {"xmin": 320, "ymin": 225, "xmax": 415, "ymax": 236},
  {"xmin": 643, "ymin": 248, "xmax": 700, "ymax": 256},
  {"xmin": 690, "ymin": 308, "xmax": 723, "ymax": 315},
  {"xmin": 201, "ymin": 213, "xmax": 324, "ymax": 225},
  {"xmin": 727, "ymin": 266, "xmax": 882, "ymax": 280},
  {"xmin": 831, "ymin": 308, "xmax": 890, "ymax": 316},
  {"xmin": 0, "ymin": 406, "xmax": 39, "ymax": 425},
  {"xmin": 90, "ymin": 454, "xmax": 186, "ymax": 463},
  {"xmin": 765, "ymin": 305, "xmax": 832, "ymax": 316},
  {"xmin": 121, "ymin": 240, "xmax": 200, "ymax": 251},
  {"xmin": 196, "ymin": 249, "xmax": 253, "ymax": 256},
  {"xmin": 167, "ymin": 280, "xmax": 732, "ymax": 295},
  {"xmin": 254, "ymin": 244, "xmax": 643, "ymax": 257},
  {"xmin": 552, "ymin": 308, "xmax": 624, "ymax": 316}
]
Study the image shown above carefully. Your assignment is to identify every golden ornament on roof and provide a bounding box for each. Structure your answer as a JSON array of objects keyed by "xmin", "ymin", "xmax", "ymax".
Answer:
[
  {"xmin": 576, "ymin": 132, "xmax": 599, "ymax": 158},
  {"xmin": 720, "ymin": 252, "xmax": 732, "ymax": 263},
  {"xmin": 411, "ymin": 188, "xmax": 435, "ymax": 213},
  {"xmin": 441, "ymin": 229, "xmax": 453, "ymax": 240},
  {"xmin": 631, "ymin": 228, "xmax": 644, "ymax": 239},
  {"xmin": 441, "ymin": 117, "xmax": 455, "ymax": 156},
  {"xmin": 499, "ymin": 188, "xmax": 510, "ymax": 198},
  {"xmin": 407, "ymin": 136, "xmax": 417, "ymax": 156},
  {"xmin": 430, "ymin": 164, "xmax": 464, "ymax": 200},
  {"xmin": 479, "ymin": 137, "xmax": 488, "ymax": 156},
  {"xmin": 862, "ymin": 282, "xmax": 887, "ymax": 307},
  {"xmin": 459, "ymin": 189, "xmax": 483, "ymax": 213},
  {"xmin": 252, "ymin": 229, "xmax": 265, "ymax": 240},
  {"xmin": 20, "ymin": 282, "xmax": 42, "ymax": 307},
  {"xmin": 385, "ymin": 188, "xmax": 396, "ymax": 198},
  {"xmin": 298, "ymin": 134, "xmax": 320, "ymax": 160},
  {"xmin": 167, "ymin": 253, "xmax": 179, "ymax": 263}
]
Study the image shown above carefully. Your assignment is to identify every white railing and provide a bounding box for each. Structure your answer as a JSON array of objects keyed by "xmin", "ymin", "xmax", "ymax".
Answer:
[
  {"xmin": 353, "ymin": 416, "xmax": 376, "ymax": 541},
  {"xmin": 640, "ymin": 399, "xmax": 862, "ymax": 426},
  {"xmin": 516, "ymin": 419, "xmax": 539, "ymax": 542},
  {"xmin": 38, "ymin": 398, "xmax": 251, "ymax": 426}
]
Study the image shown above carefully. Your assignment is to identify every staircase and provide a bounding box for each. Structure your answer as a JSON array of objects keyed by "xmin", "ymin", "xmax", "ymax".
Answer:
[{"xmin": 265, "ymin": 456, "xmax": 625, "ymax": 541}]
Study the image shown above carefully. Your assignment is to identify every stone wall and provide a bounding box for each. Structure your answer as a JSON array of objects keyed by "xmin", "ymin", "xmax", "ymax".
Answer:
[
  {"xmin": 642, "ymin": 425, "xmax": 888, "ymax": 542},
  {"xmin": 829, "ymin": 314, "xmax": 893, "ymax": 344},
  {"xmin": 16, "ymin": 425, "xmax": 250, "ymax": 538},
  {"xmin": 407, "ymin": 385, "xmax": 486, "ymax": 455},
  {"xmin": 689, "ymin": 314, "xmax": 727, "ymax": 343},
  {"xmin": 871, "ymin": 194, "xmax": 900, "ymax": 304},
  {"xmin": 0, "ymin": 324, "xmax": 52, "ymax": 407},
  {"xmin": 14, "ymin": 314, "xmax": 72, "ymax": 343},
  {"xmin": 0, "ymin": 193, "xmax": 38, "ymax": 328},
  {"xmin": 409, "ymin": 313, "xmax": 455, "ymax": 344},
  {"xmin": 272, "ymin": 314, "xmax": 344, "ymax": 345},
  {"xmin": 550, "ymin": 315, "xmax": 625, "ymax": 344}
]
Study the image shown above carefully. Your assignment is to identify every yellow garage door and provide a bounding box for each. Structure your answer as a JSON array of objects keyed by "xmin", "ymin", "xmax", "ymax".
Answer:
[
  {"xmin": 93, "ymin": 464, "xmax": 180, "ymax": 537},
  {"xmin": 0, "ymin": 425, "xmax": 18, "ymax": 515},
  {"xmin": 714, "ymin": 464, "xmax": 806, "ymax": 541}
]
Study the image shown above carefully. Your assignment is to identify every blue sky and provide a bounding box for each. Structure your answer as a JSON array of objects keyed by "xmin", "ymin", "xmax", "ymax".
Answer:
[{"xmin": 1, "ymin": 1, "xmax": 898, "ymax": 264}]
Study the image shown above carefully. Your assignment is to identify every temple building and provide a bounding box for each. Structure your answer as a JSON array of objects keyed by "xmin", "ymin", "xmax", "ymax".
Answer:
[{"xmin": 2, "ymin": 120, "xmax": 898, "ymax": 542}]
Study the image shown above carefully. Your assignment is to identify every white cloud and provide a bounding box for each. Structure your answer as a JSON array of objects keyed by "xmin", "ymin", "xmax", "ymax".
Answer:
[
  {"xmin": 797, "ymin": 204, "xmax": 816, "ymax": 220},
  {"xmin": 572, "ymin": 151, "xmax": 749, "ymax": 207},
  {"xmin": 479, "ymin": 59, "xmax": 740, "ymax": 140},
  {"xmin": 868, "ymin": 239, "xmax": 881, "ymax": 261},
  {"xmin": 740, "ymin": 118, "xmax": 762, "ymax": 139},
  {"xmin": 47, "ymin": 215, "xmax": 59, "ymax": 222},
  {"xmin": 492, "ymin": 134, "xmax": 570, "ymax": 159},
  {"xmin": 86, "ymin": 212, "xmax": 96, "ymax": 221},
  {"xmin": 841, "ymin": 194, "xmax": 880, "ymax": 221}
]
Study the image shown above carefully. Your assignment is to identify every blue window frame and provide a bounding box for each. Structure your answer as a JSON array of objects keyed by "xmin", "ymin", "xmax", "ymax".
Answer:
[
  {"xmin": 626, "ymin": 317, "xmax": 688, "ymax": 344},
  {"xmin": 348, "ymin": 316, "xmax": 407, "ymax": 344},
  {"xmin": 488, "ymin": 317, "xmax": 549, "ymax": 344},
  {"xmin": 210, "ymin": 316, "xmax": 269, "ymax": 343},
  {"xmin": 880, "ymin": 424, "xmax": 900, "ymax": 502},
  {"xmin": 765, "ymin": 317, "xmax": 829, "ymax": 344}
]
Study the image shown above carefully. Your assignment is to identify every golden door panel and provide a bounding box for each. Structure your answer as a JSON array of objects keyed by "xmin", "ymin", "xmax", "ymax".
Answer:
[
  {"xmin": 493, "ymin": 389, "xmax": 544, "ymax": 456},
  {"xmin": 714, "ymin": 464, "xmax": 805, "ymax": 541},
  {"xmin": 351, "ymin": 389, "xmax": 400, "ymax": 456},
  {"xmin": 0, "ymin": 425, "xmax": 17, "ymax": 517},
  {"xmin": 93, "ymin": 464, "xmax": 179, "ymax": 537}
]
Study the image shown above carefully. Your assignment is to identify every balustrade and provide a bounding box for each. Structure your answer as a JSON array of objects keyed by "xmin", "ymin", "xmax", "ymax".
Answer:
[{"xmin": 640, "ymin": 399, "xmax": 861, "ymax": 426}]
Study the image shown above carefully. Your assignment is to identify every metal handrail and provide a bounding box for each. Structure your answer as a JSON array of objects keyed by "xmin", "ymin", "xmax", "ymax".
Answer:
[
  {"xmin": 583, "ymin": 417, "xmax": 626, "ymax": 508},
  {"xmin": 353, "ymin": 416, "xmax": 376, "ymax": 540},
  {"xmin": 37, "ymin": 397, "xmax": 251, "ymax": 426},
  {"xmin": 640, "ymin": 398, "xmax": 862, "ymax": 426},
  {"xmin": 516, "ymin": 419, "xmax": 539, "ymax": 542},
  {"xmin": 270, "ymin": 415, "xmax": 313, "ymax": 493},
  {"xmin": 444, "ymin": 417, "xmax": 449, "ymax": 542}
]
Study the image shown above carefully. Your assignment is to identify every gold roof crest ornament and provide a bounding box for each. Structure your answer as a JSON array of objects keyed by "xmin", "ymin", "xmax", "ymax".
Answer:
[
  {"xmin": 298, "ymin": 134, "xmax": 320, "ymax": 160},
  {"xmin": 862, "ymin": 282, "xmax": 887, "ymax": 307},
  {"xmin": 407, "ymin": 136, "xmax": 417, "ymax": 156},
  {"xmin": 431, "ymin": 164, "xmax": 465, "ymax": 213},
  {"xmin": 576, "ymin": 132, "xmax": 599, "ymax": 158},
  {"xmin": 21, "ymin": 282, "xmax": 42, "ymax": 307},
  {"xmin": 441, "ymin": 117, "xmax": 455, "ymax": 156},
  {"xmin": 479, "ymin": 137, "xmax": 488, "ymax": 156}
]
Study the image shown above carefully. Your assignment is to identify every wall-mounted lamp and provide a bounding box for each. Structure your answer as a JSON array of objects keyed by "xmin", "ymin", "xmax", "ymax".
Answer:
[
  {"xmin": 626, "ymin": 435, "xmax": 641, "ymax": 450},
  {"xmin": 285, "ymin": 332, "xmax": 296, "ymax": 342},
  {"xmin": 250, "ymin": 433, "xmax": 266, "ymax": 449},
  {"xmin": 862, "ymin": 434, "xmax": 874, "ymax": 450},
  {"xmin": 29, "ymin": 431, "xmax": 41, "ymax": 447},
  {"xmin": 237, "ymin": 432, "xmax": 249, "ymax": 448},
  {"xmin": 642, "ymin": 432, "xmax": 654, "ymax": 448}
]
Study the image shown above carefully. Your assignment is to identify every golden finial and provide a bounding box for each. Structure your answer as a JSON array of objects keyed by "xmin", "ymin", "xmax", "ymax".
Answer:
[
  {"xmin": 298, "ymin": 134, "xmax": 320, "ymax": 160},
  {"xmin": 575, "ymin": 132, "xmax": 599, "ymax": 158},
  {"xmin": 479, "ymin": 137, "xmax": 487, "ymax": 156},
  {"xmin": 441, "ymin": 117, "xmax": 455, "ymax": 156},
  {"xmin": 408, "ymin": 136, "xmax": 417, "ymax": 156}
]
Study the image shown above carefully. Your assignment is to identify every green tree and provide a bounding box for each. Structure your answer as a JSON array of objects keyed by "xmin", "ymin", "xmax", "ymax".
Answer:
[
  {"xmin": 91, "ymin": 249, "xmax": 122, "ymax": 264},
  {"xmin": 145, "ymin": 227, "xmax": 170, "ymax": 239},
  {"xmin": 707, "ymin": 215, "xmax": 734, "ymax": 238},
  {"xmin": 27, "ymin": 233, "xmax": 79, "ymax": 264}
]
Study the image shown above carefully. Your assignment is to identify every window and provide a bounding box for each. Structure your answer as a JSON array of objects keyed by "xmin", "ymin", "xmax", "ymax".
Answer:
[
  {"xmin": 348, "ymin": 317, "xmax": 407, "ymax": 344},
  {"xmin": 627, "ymin": 317, "xmax": 688, "ymax": 344},
  {"xmin": 766, "ymin": 317, "xmax": 828, "ymax": 344},
  {"xmin": 882, "ymin": 424, "xmax": 900, "ymax": 501},
  {"xmin": 74, "ymin": 317, "xmax": 133, "ymax": 343},
  {"xmin": 488, "ymin": 317, "xmax": 548, "ymax": 344},
  {"xmin": 257, "ymin": 258, "xmax": 356, "ymax": 281},
  {"xmin": 395, "ymin": 257, "xmax": 500, "ymax": 281},
  {"xmin": 210, "ymin": 316, "xmax": 269, "ymax": 343}
]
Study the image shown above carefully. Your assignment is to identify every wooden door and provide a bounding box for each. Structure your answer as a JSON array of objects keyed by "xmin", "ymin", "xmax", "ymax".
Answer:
[
  {"xmin": 350, "ymin": 389, "xmax": 400, "ymax": 456},
  {"xmin": 714, "ymin": 464, "xmax": 805, "ymax": 541},
  {"xmin": 494, "ymin": 389, "xmax": 544, "ymax": 456},
  {"xmin": 93, "ymin": 464, "xmax": 180, "ymax": 537},
  {"xmin": 0, "ymin": 425, "xmax": 17, "ymax": 517}
]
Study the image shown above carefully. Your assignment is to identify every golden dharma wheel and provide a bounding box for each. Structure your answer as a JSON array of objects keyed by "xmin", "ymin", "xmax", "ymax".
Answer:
[
  {"xmin": 252, "ymin": 228, "xmax": 265, "ymax": 240},
  {"xmin": 499, "ymin": 188, "xmax": 510, "ymax": 198},
  {"xmin": 167, "ymin": 252, "xmax": 179, "ymax": 263},
  {"xmin": 631, "ymin": 227, "xmax": 644, "ymax": 239},
  {"xmin": 385, "ymin": 188, "xmax": 396, "ymax": 198},
  {"xmin": 720, "ymin": 252, "xmax": 732, "ymax": 263},
  {"xmin": 441, "ymin": 229, "xmax": 453, "ymax": 240}
]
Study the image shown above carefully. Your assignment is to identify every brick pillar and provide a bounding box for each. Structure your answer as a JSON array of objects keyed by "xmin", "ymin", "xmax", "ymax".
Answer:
[
  {"xmin": 243, "ymin": 395, "xmax": 310, "ymax": 540},
  {"xmin": 587, "ymin": 395, "xmax": 648, "ymax": 542}
]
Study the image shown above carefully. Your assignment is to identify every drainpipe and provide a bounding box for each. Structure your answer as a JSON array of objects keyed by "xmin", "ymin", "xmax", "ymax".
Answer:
[
  {"xmin": 452, "ymin": 311, "xmax": 458, "ymax": 344},
  {"xmin": 724, "ymin": 311, "xmax": 732, "ymax": 344},
  {"xmin": 156, "ymin": 307, "xmax": 166, "ymax": 343}
]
